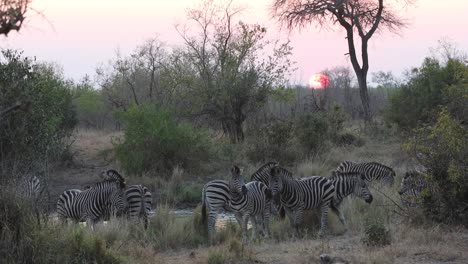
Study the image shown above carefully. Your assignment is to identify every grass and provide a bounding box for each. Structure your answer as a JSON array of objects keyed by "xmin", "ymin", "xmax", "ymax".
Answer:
[{"xmin": 19, "ymin": 125, "xmax": 466, "ymax": 263}]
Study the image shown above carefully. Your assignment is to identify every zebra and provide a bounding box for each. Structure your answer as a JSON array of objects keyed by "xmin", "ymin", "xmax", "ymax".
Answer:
[
  {"xmin": 335, "ymin": 161, "xmax": 396, "ymax": 186},
  {"xmin": 250, "ymin": 161, "xmax": 291, "ymax": 217},
  {"xmin": 56, "ymin": 172, "xmax": 126, "ymax": 226},
  {"xmin": 398, "ymin": 170, "xmax": 429, "ymax": 207},
  {"xmin": 229, "ymin": 165, "xmax": 271, "ymax": 241},
  {"xmin": 201, "ymin": 178, "xmax": 231, "ymax": 239},
  {"xmin": 269, "ymin": 165, "xmax": 335, "ymax": 237},
  {"xmin": 18, "ymin": 175, "xmax": 45, "ymax": 200},
  {"xmin": 56, "ymin": 189, "xmax": 83, "ymax": 223},
  {"xmin": 124, "ymin": 184, "xmax": 152, "ymax": 229},
  {"xmin": 327, "ymin": 171, "xmax": 373, "ymax": 229}
]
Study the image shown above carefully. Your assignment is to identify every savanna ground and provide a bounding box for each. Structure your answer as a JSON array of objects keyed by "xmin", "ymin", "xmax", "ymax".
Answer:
[{"xmin": 45, "ymin": 127, "xmax": 468, "ymax": 264}]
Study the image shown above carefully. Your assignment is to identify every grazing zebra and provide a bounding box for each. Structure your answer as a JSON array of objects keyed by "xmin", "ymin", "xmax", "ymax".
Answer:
[
  {"xmin": 328, "ymin": 171, "xmax": 373, "ymax": 229},
  {"xmin": 269, "ymin": 165, "xmax": 335, "ymax": 237},
  {"xmin": 229, "ymin": 165, "xmax": 271, "ymax": 241},
  {"xmin": 201, "ymin": 179, "xmax": 231, "ymax": 239},
  {"xmin": 335, "ymin": 161, "xmax": 396, "ymax": 186},
  {"xmin": 398, "ymin": 170, "xmax": 429, "ymax": 207},
  {"xmin": 56, "ymin": 173, "xmax": 126, "ymax": 226},
  {"xmin": 125, "ymin": 185, "xmax": 152, "ymax": 229}
]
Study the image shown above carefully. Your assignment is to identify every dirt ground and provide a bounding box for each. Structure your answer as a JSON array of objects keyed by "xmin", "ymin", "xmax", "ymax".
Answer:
[{"xmin": 154, "ymin": 226, "xmax": 468, "ymax": 264}]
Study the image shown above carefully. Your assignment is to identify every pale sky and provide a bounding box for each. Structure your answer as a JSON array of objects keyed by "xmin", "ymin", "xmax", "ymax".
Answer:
[{"xmin": 2, "ymin": 0, "xmax": 468, "ymax": 84}]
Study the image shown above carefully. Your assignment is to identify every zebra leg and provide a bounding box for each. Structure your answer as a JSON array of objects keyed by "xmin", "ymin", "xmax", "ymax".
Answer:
[
  {"xmin": 318, "ymin": 203, "xmax": 330, "ymax": 238},
  {"xmin": 330, "ymin": 204, "xmax": 347, "ymax": 231},
  {"xmin": 263, "ymin": 202, "xmax": 271, "ymax": 238},
  {"xmin": 207, "ymin": 209, "xmax": 218, "ymax": 240},
  {"xmin": 242, "ymin": 213, "xmax": 251, "ymax": 243},
  {"xmin": 250, "ymin": 215, "xmax": 258, "ymax": 242}
]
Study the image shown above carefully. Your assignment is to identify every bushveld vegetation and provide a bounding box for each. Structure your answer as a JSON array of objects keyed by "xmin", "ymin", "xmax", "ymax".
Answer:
[{"xmin": 1, "ymin": 1, "xmax": 467, "ymax": 263}]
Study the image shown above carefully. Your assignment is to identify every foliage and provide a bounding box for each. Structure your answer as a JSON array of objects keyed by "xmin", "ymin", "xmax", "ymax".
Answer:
[
  {"xmin": 362, "ymin": 215, "xmax": 391, "ymax": 247},
  {"xmin": 114, "ymin": 104, "xmax": 214, "ymax": 175},
  {"xmin": 385, "ymin": 57, "xmax": 468, "ymax": 130},
  {"xmin": 0, "ymin": 189, "xmax": 123, "ymax": 263},
  {"xmin": 73, "ymin": 77, "xmax": 112, "ymax": 129},
  {"xmin": 0, "ymin": 50, "xmax": 76, "ymax": 177},
  {"xmin": 245, "ymin": 119, "xmax": 299, "ymax": 165},
  {"xmin": 405, "ymin": 109, "xmax": 468, "ymax": 226},
  {"xmin": 173, "ymin": 1, "xmax": 294, "ymax": 143},
  {"xmin": 295, "ymin": 107, "xmax": 345, "ymax": 154},
  {"xmin": 0, "ymin": 0, "xmax": 31, "ymax": 36}
]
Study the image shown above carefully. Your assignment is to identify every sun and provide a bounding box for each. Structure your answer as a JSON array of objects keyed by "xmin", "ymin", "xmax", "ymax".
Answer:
[{"xmin": 308, "ymin": 73, "xmax": 330, "ymax": 89}]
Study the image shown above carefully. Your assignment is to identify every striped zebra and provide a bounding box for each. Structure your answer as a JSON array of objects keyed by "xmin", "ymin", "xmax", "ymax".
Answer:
[
  {"xmin": 229, "ymin": 165, "xmax": 271, "ymax": 241},
  {"xmin": 56, "ymin": 172, "xmax": 126, "ymax": 226},
  {"xmin": 57, "ymin": 189, "xmax": 83, "ymax": 223},
  {"xmin": 18, "ymin": 175, "xmax": 45, "ymax": 200},
  {"xmin": 250, "ymin": 161, "xmax": 291, "ymax": 217},
  {"xmin": 335, "ymin": 161, "xmax": 396, "ymax": 186},
  {"xmin": 201, "ymin": 178, "xmax": 231, "ymax": 239},
  {"xmin": 269, "ymin": 165, "xmax": 335, "ymax": 237},
  {"xmin": 125, "ymin": 185, "xmax": 152, "ymax": 229},
  {"xmin": 398, "ymin": 170, "xmax": 429, "ymax": 207},
  {"xmin": 328, "ymin": 171, "xmax": 373, "ymax": 229}
]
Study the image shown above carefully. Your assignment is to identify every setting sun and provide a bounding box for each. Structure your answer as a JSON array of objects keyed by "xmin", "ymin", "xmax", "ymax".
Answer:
[{"xmin": 309, "ymin": 73, "xmax": 330, "ymax": 89}]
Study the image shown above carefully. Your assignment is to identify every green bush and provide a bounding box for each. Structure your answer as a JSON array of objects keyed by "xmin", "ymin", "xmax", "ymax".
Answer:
[
  {"xmin": 115, "ymin": 104, "xmax": 214, "ymax": 175},
  {"xmin": 0, "ymin": 50, "xmax": 76, "ymax": 177},
  {"xmin": 0, "ymin": 189, "xmax": 123, "ymax": 263},
  {"xmin": 245, "ymin": 119, "xmax": 299, "ymax": 165},
  {"xmin": 385, "ymin": 57, "xmax": 467, "ymax": 131},
  {"xmin": 405, "ymin": 109, "xmax": 468, "ymax": 225},
  {"xmin": 362, "ymin": 216, "xmax": 391, "ymax": 247},
  {"xmin": 295, "ymin": 112, "xmax": 331, "ymax": 154}
]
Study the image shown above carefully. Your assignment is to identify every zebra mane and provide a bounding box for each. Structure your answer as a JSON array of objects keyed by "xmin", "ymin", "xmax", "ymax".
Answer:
[
  {"xmin": 330, "ymin": 171, "xmax": 365, "ymax": 181},
  {"xmin": 250, "ymin": 161, "xmax": 278, "ymax": 181},
  {"xmin": 269, "ymin": 165, "xmax": 293, "ymax": 178},
  {"xmin": 368, "ymin": 162, "xmax": 394, "ymax": 172}
]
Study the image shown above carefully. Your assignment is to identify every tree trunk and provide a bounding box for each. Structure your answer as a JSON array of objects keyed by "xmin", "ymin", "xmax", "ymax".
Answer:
[{"xmin": 356, "ymin": 72, "xmax": 372, "ymax": 122}]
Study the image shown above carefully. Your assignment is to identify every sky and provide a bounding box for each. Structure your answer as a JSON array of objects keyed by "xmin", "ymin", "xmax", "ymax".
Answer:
[{"xmin": 1, "ymin": 0, "xmax": 468, "ymax": 84}]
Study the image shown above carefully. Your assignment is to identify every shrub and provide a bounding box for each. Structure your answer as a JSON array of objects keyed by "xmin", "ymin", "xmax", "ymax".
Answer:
[
  {"xmin": 362, "ymin": 215, "xmax": 391, "ymax": 247},
  {"xmin": 295, "ymin": 112, "xmax": 330, "ymax": 154},
  {"xmin": 385, "ymin": 57, "xmax": 467, "ymax": 131},
  {"xmin": 207, "ymin": 248, "xmax": 227, "ymax": 264},
  {"xmin": 245, "ymin": 119, "xmax": 299, "ymax": 165},
  {"xmin": 405, "ymin": 109, "xmax": 468, "ymax": 226},
  {"xmin": 0, "ymin": 50, "xmax": 76, "ymax": 178},
  {"xmin": 114, "ymin": 104, "xmax": 214, "ymax": 175}
]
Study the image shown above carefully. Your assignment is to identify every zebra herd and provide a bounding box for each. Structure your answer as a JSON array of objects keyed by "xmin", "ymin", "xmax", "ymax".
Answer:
[
  {"xmin": 202, "ymin": 160, "xmax": 427, "ymax": 241},
  {"xmin": 55, "ymin": 169, "xmax": 153, "ymax": 228}
]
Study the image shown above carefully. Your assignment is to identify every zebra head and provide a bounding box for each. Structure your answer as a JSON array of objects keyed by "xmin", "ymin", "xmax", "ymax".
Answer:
[
  {"xmin": 229, "ymin": 165, "xmax": 247, "ymax": 196},
  {"xmin": 101, "ymin": 169, "xmax": 126, "ymax": 188},
  {"xmin": 398, "ymin": 171, "xmax": 418, "ymax": 195},
  {"xmin": 269, "ymin": 165, "xmax": 283, "ymax": 200},
  {"xmin": 352, "ymin": 172, "xmax": 373, "ymax": 204}
]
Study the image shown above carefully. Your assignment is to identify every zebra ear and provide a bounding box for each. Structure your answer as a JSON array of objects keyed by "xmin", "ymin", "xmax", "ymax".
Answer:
[{"xmin": 231, "ymin": 165, "xmax": 240, "ymax": 175}]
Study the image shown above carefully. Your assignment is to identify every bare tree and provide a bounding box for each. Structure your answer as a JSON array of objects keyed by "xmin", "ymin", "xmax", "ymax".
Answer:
[
  {"xmin": 271, "ymin": 0, "xmax": 414, "ymax": 121},
  {"xmin": 175, "ymin": 0, "xmax": 293, "ymax": 143}
]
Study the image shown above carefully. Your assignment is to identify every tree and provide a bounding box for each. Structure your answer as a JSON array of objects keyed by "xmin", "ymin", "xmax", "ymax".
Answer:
[
  {"xmin": 175, "ymin": 0, "xmax": 293, "ymax": 143},
  {"xmin": 97, "ymin": 38, "xmax": 172, "ymax": 111},
  {"xmin": 0, "ymin": 0, "xmax": 31, "ymax": 36},
  {"xmin": 271, "ymin": 0, "xmax": 413, "ymax": 121}
]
